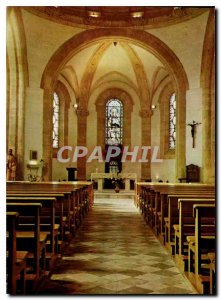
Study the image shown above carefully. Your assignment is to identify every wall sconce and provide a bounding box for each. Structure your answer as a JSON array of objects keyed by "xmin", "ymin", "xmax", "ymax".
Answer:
[
  {"xmin": 73, "ymin": 97, "xmax": 79, "ymax": 111},
  {"xmin": 72, "ymin": 103, "xmax": 79, "ymax": 116}
]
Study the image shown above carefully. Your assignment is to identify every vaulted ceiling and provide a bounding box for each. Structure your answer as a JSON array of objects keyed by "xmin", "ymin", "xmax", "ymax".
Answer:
[
  {"xmin": 60, "ymin": 40, "xmax": 170, "ymax": 104},
  {"xmin": 25, "ymin": 6, "xmax": 207, "ymax": 29},
  {"xmin": 21, "ymin": 6, "xmax": 210, "ymax": 108}
]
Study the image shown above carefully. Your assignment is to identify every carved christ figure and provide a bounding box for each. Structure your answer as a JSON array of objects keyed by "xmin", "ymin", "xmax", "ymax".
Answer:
[{"xmin": 187, "ymin": 120, "xmax": 202, "ymax": 148}]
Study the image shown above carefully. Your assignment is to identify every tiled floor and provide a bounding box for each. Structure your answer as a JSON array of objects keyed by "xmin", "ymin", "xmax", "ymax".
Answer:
[{"xmin": 37, "ymin": 197, "xmax": 198, "ymax": 295}]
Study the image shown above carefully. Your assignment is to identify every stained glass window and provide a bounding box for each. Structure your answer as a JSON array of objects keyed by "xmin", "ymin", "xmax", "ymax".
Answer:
[
  {"xmin": 105, "ymin": 99, "xmax": 123, "ymax": 145},
  {"xmin": 169, "ymin": 93, "xmax": 176, "ymax": 149},
  {"xmin": 53, "ymin": 92, "xmax": 59, "ymax": 148}
]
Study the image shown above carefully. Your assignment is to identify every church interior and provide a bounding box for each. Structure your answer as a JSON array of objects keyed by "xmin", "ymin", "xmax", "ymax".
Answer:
[{"xmin": 6, "ymin": 6, "xmax": 215, "ymax": 295}]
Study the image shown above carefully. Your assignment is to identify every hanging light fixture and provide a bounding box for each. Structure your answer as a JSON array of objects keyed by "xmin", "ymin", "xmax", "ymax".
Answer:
[
  {"xmin": 87, "ymin": 10, "xmax": 101, "ymax": 18},
  {"xmin": 131, "ymin": 11, "xmax": 144, "ymax": 18}
]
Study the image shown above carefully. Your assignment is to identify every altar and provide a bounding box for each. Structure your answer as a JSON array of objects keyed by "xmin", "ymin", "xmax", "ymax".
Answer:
[{"xmin": 90, "ymin": 173, "xmax": 137, "ymax": 192}]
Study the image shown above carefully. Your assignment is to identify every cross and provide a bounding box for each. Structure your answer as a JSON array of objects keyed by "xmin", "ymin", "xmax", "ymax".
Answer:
[{"xmin": 187, "ymin": 120, "xmax": 202, "ymax": 148}]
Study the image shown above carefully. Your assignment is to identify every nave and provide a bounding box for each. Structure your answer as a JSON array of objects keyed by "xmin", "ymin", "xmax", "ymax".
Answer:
[
  {"xmin": 6, "ymin": 6, "xmax": 215, "ymax": 296},
  {"xmin": 37, "ymin": 197, "xmax": 197, "ymax": 295}
]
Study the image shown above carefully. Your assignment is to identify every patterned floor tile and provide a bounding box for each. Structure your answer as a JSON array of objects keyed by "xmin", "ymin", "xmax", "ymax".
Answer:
[
  {"xmin": 153, "ymin": 269, "xmax": 181, "ymax": 276},
  {"xmin": 80, "ymin": 286, "xmax": 116, "ymax": 294},
  {"xmin": 101, "ymin": 273, "xmax": 131, "ymax": 281},
  {"xmin": 98, "ymin": 280, "xmax": 133, "ymax": 292},
  {"xmin": 132, "ymin": 265, "xmax": 162, "ymax": 273},
  {"xmin": 51, "ymin": 273, "xmax": 100, "ymax": 283},
  {"xmin": 117, "ymin": 286, "xmax": 154, "ymax": 294},
  {"xmin": 157, "ymin": 286, "xmax": 198, "ymax": 294},
  {"xmin": 36, "ymin": 197, "xmax": 197, "ymax": 295}
]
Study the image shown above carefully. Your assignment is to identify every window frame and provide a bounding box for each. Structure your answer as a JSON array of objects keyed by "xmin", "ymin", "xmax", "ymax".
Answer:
[
  {"xmin": 52, "ymin": 82, "xmax": 71, "ymax": 158},
  {"xmin": 105, "ymin": 98, "xmax": 123, "ymax": 146},
  {"xmin": 159, "ymin": 83, "xmax": 176, "ymax": 159},
  {"xmin": 52, "ymin": 92, "xmax": 59, "ymax": 149},
  {"xmin": 169, "ymin": 92, "xmax": 176, "ymax": 150}
]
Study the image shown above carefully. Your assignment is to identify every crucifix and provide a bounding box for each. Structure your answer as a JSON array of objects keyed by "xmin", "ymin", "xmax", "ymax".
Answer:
[{"xmin": 187, "ymin": 120, "xmax": 202, "ymax": 148}]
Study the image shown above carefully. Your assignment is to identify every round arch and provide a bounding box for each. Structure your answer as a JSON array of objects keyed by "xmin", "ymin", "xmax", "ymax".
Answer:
[
  {"xmin": 41, "ymin": 28, "xmax": 188, "ymax": 92},
  {"xmin": 41, "ymin": 28, "xmax": 189, "ymax": 180}
]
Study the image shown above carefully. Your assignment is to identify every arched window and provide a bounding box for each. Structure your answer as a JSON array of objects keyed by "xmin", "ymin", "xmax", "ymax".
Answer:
[
  {"xmin": 169, "ymin": 93, "xmax": 176, "ymax": 149},
  {"xmin": 52, "ymin": 92, "xmax": 59, "ymax": 148},
  {"xmin": 105, "ymin": 99, "xmax": 123, "ymax": 145}
]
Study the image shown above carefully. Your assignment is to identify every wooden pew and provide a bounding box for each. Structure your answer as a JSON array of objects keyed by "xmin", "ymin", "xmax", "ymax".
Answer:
[
  {"xmin": 137, "ymin": 183, "xmax": 215, "ymax": 241},
  {"xmin": 165, "ymin": 194, "xmax": 215, "ymax": 253},
  {"xmin": 7, "ymin": 184, "xmax": 78, "ymax": 237},
  {"xmin": 135, "ymin": 182, "xmax": 216, "ymax": 295},
  {"xmin": 176, "ymin": 199, "xmax": 215, "ymax": 257},
  {"xmin": 208, "ymin": 252, "xmax": 216, "ymax": 294},
  {"xmin": 135, "ymin": 182, "xmax": 214, "ymax": 209},
  {"xmin": 6, "ymin": 181, "xmax": 94, "ymax": 293},
  {"xmin": 7, "ymin": 196, "xmax": 58, "ymax": 256},
  {"xmin": 7, "ymin": 181, "xmax": 93, "ymax": 233},
  {"xmin": 7, "ymin": 193, "xmax": 67, "ymax": 247},
  {"xmin": 154, "ymin": 187, "xmax": 214, "ymax": 238},
  {"xmin": 6, "ymin": 203, "xmax": 47, "ymax": 287},
  {"xmin": 187, "ymin": 204, "xmax": 215, "ymax": 294},
  {"xmin": 8, "ymin": 180, "xmax": 94, "ymax": 208},
  {"xmin": 7, "ymin": 212, "xmax": 28, "ymax": 295}
]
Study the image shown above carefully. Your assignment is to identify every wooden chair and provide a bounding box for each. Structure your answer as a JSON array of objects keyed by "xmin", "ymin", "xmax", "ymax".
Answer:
[{"xmin": 179, "ymin": 164, "xmax": 200, "ymax": 183}]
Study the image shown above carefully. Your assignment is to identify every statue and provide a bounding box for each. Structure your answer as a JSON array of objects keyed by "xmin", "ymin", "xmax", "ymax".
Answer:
[
  {"xmin": 6, "ymin": 149, "xmax": 17, "ymax": 181},
  {"xmin": 187, "ymin": 120, "xmax": 202, "ymax": 148}
]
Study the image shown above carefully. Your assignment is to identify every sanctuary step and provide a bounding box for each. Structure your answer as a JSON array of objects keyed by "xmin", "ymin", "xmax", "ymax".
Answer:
[{"xmin": 94, "ymin": 189, "xmax": 134, "ymax": 199}]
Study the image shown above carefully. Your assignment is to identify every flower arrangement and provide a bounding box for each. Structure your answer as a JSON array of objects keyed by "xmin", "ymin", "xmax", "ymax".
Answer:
[{"xmin": 111, "ymin": 177, "xmax": 125, "ymax": 192}]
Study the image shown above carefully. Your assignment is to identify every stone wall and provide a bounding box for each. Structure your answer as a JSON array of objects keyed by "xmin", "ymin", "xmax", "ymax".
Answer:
[{"xmin": 6, "ymin": 8, "xmax": 214, "ymax": 183}]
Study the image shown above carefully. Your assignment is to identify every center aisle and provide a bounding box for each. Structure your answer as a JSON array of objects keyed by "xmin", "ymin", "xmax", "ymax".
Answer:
[{"xmin": 38, "ymin": 197, "xmax": 197, "ymax": 295}]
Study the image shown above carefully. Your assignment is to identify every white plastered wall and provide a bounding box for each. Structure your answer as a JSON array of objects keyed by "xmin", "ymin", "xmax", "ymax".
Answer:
[{"xmin": 147, "ymin": 12, "xmax": 209, "ymax": 181}]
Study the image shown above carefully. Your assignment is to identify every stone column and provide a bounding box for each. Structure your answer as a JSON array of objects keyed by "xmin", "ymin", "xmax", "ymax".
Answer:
[
  {"xmin": 76, "ymin": 108, "xmax": 89, "ymax": 180},
  {"xmin": 42, "ymin": 88, "xmax": 53, "ymax": 181},
  {"xmin": 175, "ymin": 88, "xmax": 186, "ymax": 180},
  {"xmin": 140, "ymin": 109, "xmax": 152, "ymax": 180},
  {"xmin": 123, "ymin": 106, "xmax": 132, "ymax": 147},
  {"xmin": 96, "ymin": 103, "xmax": 105, "ymax": 148},
  {"xmin": 16, "ymin": 77, "xmax": 25, "ymax": 180},
  {"xmin": 202, "ymin": 88, "xmax": 212, "ymax": 183},
  {"xmin": 210, "ymin": 87, "xmax": 215, "ymax": 183}
]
